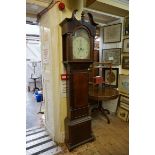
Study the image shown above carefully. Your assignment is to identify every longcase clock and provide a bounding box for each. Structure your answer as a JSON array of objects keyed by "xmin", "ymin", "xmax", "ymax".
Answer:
[{"xmin": 60, "ymin": 10, "xmax": 97, "ymax": 151}]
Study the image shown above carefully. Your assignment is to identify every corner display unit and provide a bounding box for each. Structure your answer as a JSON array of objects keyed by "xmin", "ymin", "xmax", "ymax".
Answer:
[{"xmin": 60, "ymin": 10, "xmax": 97, "ymax": 151}]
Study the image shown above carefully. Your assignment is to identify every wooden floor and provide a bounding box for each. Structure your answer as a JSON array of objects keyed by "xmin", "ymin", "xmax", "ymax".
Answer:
[
  {"xmin": 26, "ymin": 92, "xmax": 128, "ymax": 155},
  {"xmin": 58, "ymin": 113, "xmax": 129, "ymax": 155}
]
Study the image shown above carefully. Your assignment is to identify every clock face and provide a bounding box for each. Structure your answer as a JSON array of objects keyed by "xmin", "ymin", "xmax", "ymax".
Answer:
[{"xmin": 72, "ymin": 29, "xmax": 90, "ymax": 59}]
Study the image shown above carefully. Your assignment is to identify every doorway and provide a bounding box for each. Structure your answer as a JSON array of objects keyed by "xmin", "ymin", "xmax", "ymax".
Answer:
[{"xmin": 26, "ymin": 23, "xmax": 45, "ymax": 129}]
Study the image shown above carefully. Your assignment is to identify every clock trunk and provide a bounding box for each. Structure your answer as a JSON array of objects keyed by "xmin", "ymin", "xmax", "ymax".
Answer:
[{"xmin": 60, "ymin": 10, "xmax": 97, "ymax": 151}]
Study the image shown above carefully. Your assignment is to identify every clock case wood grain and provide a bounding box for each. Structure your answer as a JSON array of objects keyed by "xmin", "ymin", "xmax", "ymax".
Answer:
[{"xmin": 60, "ymin": 10, "xmax": 97, "ymax": 151}]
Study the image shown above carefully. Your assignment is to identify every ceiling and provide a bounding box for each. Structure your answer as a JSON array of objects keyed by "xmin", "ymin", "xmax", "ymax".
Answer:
[
  {"xmin": 85, "ymin": 0, "xmax": 129, "ymax": 17},
  {"xmin": 26, "ymin": 0, "xmax": 52, "ymax": 22},
  {"xmin": 26, "ymin": 0, "xmax": 128, "ymax": 24},
  {"xmin": 26, "ymin": 3, "xmax": 45, "ymax": 15},
  {"xmin": 84, "ymin": 9, "xmax": 119, "ymax": 25}
]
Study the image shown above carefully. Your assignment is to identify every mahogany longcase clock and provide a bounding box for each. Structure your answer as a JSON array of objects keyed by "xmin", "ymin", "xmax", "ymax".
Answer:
[{"xmin": 60, "ymin": 10, "xmax": 97, "ymax": 151}]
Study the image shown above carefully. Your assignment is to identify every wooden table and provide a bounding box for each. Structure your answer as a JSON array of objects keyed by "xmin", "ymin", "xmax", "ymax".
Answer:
[{"xmin": 89, "ymin": 87, "xmax": 119, "ymax": 123}]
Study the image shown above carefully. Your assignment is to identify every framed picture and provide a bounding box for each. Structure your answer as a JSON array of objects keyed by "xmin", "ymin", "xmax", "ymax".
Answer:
[
  {"xmin": 122, "ymin": 56, "xmax": 129, "ymax": 69},
  {"xmin": 103, "ymin": 68, "xmax": 119, "ymax": 88},
  {"xmin": 119, "ymin": 94, "xmax": 129, "ymax": 104},
  {"xmin": 124, "ymin": 16, "xmax": 129, "ymax": 36},
  {"xmin": 122, "ymin": 38, "xmax": 129, "ymax": 53},
  {"xmin": 118, "ymin": 74, "xmax": 129, "ymax": 94},
  {"xmin": 103, "ymin": 23, "xmax": 122, "ymax": 43},
  {"xmin": 119, "ymin": 94, "xmax": 129, "ymax": 110},
  {"xmin": 102, "ymin": 48, "xmax": 121, "ymax": 65},
  {"xmin": 117, "ymin": 107, "xmax": 129, "ymax": 122}
]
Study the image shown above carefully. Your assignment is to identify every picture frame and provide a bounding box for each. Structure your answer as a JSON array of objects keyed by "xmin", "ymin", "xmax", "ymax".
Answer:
[
  {"xmin": 119, "ymin": 94, "xmax": 129, "ymax": 110},
  {"xmin": 103, "ymin": 68, "xmax": 119, "ymax": 88},
  {"xmin": 102, "ymin": 48, "xmax": 121, "ymax": 65},
  {"xmin": 122, "ymin": 38, "xmax": 129, "ymax": 53},
  {"xmin": 119, "ymin": 94, "xmax": 129, "ymax": 104},
  {"xmin": 103, "ymin": 23, "xmax": 122, "ymax": 43},
  {"xmin": 124, "ymin": 16, "xmax": 129, "ymax": 36},
  {"xmin": 117, "ymin": 107, "xmax": 129, "ymax": 122},
  {"xmin": 118, "ymin": 74, "xmax": 129, "ymax": 94},
  {"xmin": 122, "ymin": 56, "xmax": 129, "ymax": 69}
]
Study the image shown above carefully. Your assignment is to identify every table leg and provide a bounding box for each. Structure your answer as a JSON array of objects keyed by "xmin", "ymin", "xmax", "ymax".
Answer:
[
  {"xmin": 89, "ymin": 99, "xmax": 110, "ymax": 124},
  {"xmin": 98, "ymin": 102, "xmax": 110, "ymax": 124}
]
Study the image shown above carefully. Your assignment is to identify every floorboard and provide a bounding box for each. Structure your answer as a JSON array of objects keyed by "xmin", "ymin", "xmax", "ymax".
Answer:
[
  {"xmin": 58, "ymin": 113, "xmax": 129, "ymax": 155},
  {"xmin": 26, "ymin": 91, "xmax": 128, "ymax": 155}
]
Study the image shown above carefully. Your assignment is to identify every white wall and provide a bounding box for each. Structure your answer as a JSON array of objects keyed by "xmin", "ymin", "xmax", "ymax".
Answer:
[
  {"xmin": 39, "ymin": 0, "xmax": 84, "ymax": 143},
  {"xmin": 100, "ymin": 17, "xmax": 128, "ymax": 113}
]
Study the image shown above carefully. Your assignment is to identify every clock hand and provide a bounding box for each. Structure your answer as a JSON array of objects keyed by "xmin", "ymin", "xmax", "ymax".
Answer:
[
  {"xmin": 81, "ymin": 47, "xmax": 84, "ymax": 52},
  {"xmin": 80, "ymin": 39, "xmax": 82, "ymax": 49},
  {"xmin": 78, "ymin": 48, "xmax": 81, "ymax": 55}
]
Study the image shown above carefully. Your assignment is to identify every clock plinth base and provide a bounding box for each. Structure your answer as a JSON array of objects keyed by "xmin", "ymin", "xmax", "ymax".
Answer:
[
  {"xmin": 65, "ymin": 116, "xmax": 95, "ymax": 151},
  {"xmin": 66, "ymin": 135, "xmax": 95, "ymax": 152}
]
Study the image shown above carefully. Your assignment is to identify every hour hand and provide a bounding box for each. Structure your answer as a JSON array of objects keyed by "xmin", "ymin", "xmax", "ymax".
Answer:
[
  {"xmin": 78, "ymin": 47, "xmax": 80, "ymax": 52},
  {"xmin": 78, "ymin": 48, "xmax": 81, "ymax": 54}
]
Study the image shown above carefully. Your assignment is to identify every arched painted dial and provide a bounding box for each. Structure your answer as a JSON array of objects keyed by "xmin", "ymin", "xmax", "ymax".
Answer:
[{"xmin": 72, "ymin": 29, "xmax": 90, "ymax": 59}]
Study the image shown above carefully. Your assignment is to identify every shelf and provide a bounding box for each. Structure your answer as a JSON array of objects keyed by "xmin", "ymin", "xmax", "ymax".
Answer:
[
  {"xmin": 93, "ymin": 62, "xmax": 112, "ymax": 65},
  {"xmin": 93, "ymin": 66, "xmax": 112, "ymax": 69},
  {"xmin": 89, "ymin": 81, "xmax": 105, "ymax": 85},
  {"xmin": 93, "ymin": 66, "xmax": 105, "ymax": 68},
  {"xmin": 89, "ymin": 62, "xmax": 113, "ymax": 89}
]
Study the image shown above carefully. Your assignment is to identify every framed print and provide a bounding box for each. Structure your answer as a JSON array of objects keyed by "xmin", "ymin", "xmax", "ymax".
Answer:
[
  {"xmin": 122, "ymin": 56, "xmax": 129, "ymax": 69},
  {"xmin": 117, "ymin": 107, "xmax": 129, "ymax": 121},
  {"xmin": 122, "ymin": 38, "xmax": 129, "ymax": 53},
  {"xmin": 124, "ymin": 16, "xmax": 129, "ymax": 36},
  {"xmin": 103, "ymin": 68, "xmax": 119, "ymax": 88},
  {"xmin": 103, "ymin": 23, "xmax": 122, "ymax": 43},
  {"xmin": 119, "ymin": 94, "xmax": 129, "ymax": 110},
  {"xmin": 118, "ymin": 74, "xmax": 129, "ymax": 94},
  {"xmin": 102, "ymin": 48, "xmax": 121, "ymax": 65},
  {"xmin": 120, "ymin": 94, "xmax": 129, "ymax": 104}
]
